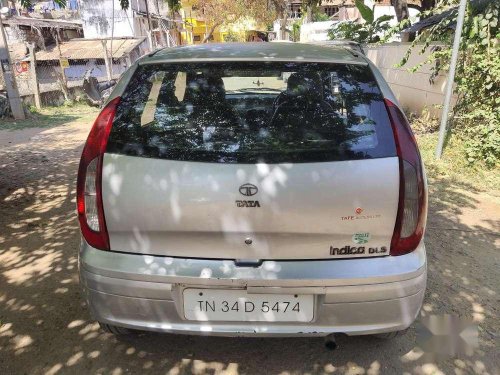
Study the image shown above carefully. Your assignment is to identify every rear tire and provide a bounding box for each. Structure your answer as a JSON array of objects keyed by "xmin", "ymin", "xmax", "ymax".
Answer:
[
  {"xmin": 373, "ymin": 329, "xmax": 408, "ymax": 340},
  {"xmin": 99, "ymin": 322, "xmax": 134, "ymax": 335}
]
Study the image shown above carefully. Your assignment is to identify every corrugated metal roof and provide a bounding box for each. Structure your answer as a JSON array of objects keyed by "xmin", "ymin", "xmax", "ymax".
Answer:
[
  {"xmin": 404, "ymin": 7, "xmax": 457, "ymax": 33},
  {"xmin": 404, "ymin": 0, "xmax": 492, "ymax": 33},
  {"xmin": 34, "ymin": 38, "xmax": 146, "ymax": 61},
  {"xmin": 2, "ymin": 16, "xmax": 82, "ymax": 29}
]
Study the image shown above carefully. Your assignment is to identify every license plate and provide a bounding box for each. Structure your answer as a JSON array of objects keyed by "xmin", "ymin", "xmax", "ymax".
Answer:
[{"xmin": 183, "ymin": 289, "xmax": 314, "ymax": 322}]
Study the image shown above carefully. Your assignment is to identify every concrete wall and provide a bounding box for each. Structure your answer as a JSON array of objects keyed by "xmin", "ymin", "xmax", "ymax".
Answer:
[
  {"xmin": 364, "ymin": 43, "xmax": 454, "ymax": 118},
  {"xmin": 81, "ymin": 0, "xmax": 168, "ymax": 39},
  {"xmin": 81, "ymin": 0, "xmax": 135, "ymax": 38},
  {"xmin": 367, "ymin": 2, "xmax": 421, "ymax": 29},
  {"xmin": 14, "ymin": 60, "xmax": 127, "ymax": 97},
  {"xmin": 300, "ymin": 21, "xmax": 335, "ymax": 43}
]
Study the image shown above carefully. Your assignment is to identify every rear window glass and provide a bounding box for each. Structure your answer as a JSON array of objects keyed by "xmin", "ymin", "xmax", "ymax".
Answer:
[{"xmin": 107, "ymin": 62, "xmax": 396, "ymax": 163}]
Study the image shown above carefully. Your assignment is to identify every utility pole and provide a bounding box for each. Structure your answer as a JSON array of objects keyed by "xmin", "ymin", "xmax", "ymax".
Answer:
[
  {"xmin": 101, "ymin": 39, "xmax": 113, "ymax": 82},
  {"xmin": 0, "ymin": 14, "xmax": 25, "ymax": 119},
  {"xmin": 54, "ymin": 29, "xmax": 70, "ymax": 101},
  {"xmin": 435, "ymin": 0, "xmax": 468, "ymax": 159},
  {"xmin": 28, "ymin": 43, "xmax": 41, "ymax": 109},
  {"xmin": 144, "ymin": 0, "xmax": 155, "ymax": 50}
]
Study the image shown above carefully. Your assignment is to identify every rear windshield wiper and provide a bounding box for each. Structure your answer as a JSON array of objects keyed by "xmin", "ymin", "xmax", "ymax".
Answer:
[{"xmin": 227, "ymin": 88, "xmax": 283, "ymax": 94}]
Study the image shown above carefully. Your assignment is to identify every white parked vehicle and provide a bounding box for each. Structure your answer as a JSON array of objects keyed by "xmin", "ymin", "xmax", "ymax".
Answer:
[{"xmin": 77, "ymin": 43, "xmax": 428, "ymax": 340}]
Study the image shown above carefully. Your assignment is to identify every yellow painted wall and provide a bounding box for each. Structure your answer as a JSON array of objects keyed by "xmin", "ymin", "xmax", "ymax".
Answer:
[
  {"xmin": 179, "ymin": 1, "xmax": 219, "ymax": 44},
  {"xmin": 180, "ymin": 17, "xmax": 225, "ymax": 44},
  {"xmin": 179, "ymin": 0, "xmax": 267, "ymax": 44}
]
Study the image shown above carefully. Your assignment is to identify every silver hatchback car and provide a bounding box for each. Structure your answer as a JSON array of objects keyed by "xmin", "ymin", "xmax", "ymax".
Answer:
[{"xmin": 77, "ymin": 43, "xmax": 428, "ymax": 339}]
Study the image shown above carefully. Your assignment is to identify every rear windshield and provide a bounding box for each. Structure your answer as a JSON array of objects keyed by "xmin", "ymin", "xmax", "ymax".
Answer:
[{"xmin": 107, "ymin": 62, "xmax": 396, "ymax": 163}]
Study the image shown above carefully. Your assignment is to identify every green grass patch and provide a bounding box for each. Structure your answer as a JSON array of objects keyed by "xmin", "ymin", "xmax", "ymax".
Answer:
[
  {"xmin": 417, "ymin": 132, "xmax": 499, "ymax": 196},
  {"xmin": 1, "ymin": 103, "xmax": 99, "ymax": 131}
]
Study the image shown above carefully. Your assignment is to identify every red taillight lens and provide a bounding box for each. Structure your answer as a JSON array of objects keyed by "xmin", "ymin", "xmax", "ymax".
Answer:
[
  {"xmin": 385, "ymin": 99, "xmax": 427, "ymax": 256},
  {"xmin": 76, "ymin": 97, "xmax": 120, "ymax": 250}
]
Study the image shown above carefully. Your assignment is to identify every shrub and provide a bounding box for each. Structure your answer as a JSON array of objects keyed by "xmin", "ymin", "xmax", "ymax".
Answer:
[
  {"xmin": 387, "ymin": 0, "xmax": 500, "ymax": 168},
  {"xmin": 328, "ymin": 0, "xmax": 393, "ymax": 43},
  {"xmin": 406, "ymin": 107, "xmax": 440, "ymax": 134}
]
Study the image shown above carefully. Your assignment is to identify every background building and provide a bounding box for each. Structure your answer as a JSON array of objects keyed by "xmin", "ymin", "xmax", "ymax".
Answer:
[
  {"xmin": 80, "ymin": 0, "xmax": 177, "ymax": 48},
  {"xmin": 177, "ymin": 0, "xmax": 269, "ymax": 45}
]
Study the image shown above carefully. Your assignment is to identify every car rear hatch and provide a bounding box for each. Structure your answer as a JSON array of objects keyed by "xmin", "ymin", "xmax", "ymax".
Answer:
[{"xmin": 99, "ymin": 61, "xmax": 400, "ymax": 260}]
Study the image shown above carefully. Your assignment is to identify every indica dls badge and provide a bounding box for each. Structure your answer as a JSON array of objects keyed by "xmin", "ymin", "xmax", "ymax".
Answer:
[{"xmin": 352, "ymin": 232, "xmax": 370, "ymax": 244}]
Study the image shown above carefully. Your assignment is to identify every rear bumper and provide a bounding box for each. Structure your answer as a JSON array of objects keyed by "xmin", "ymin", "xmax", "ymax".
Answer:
[{"xmin": 79, "ymin": 241, "xmax": 427, "ymax": 337}]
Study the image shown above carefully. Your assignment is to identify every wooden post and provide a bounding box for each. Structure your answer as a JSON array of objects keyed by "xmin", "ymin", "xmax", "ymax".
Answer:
[
  {"xmin": 0, "ymin": 15, "xmax": 25, "ymax": 119},
  {"xmin": 28, "ymin": 43, "xmax": 41, "ymax": 109},
  {"xmin": 125, "ymin": 53, "xmax": 132, "ymax": 68},
  {"xmin": 144, "ymin": 0, "xmax": 155, "ymax": 50},
  {"xmin": 190, "ymin": 9, "xmax": 194, "ymax": 44},
  {"xmin": 159, "ymin": 23, "xmax": 167, "ymax": 48},
  {"xmin": 166, "ymin": 29, "xmax": 171, "ymax": 48},
  {"xmin": 101, "ymin": 39, "xmax": 112, "ymax": 82},
  {"xmin": 54, "ymin": 29, "xmax": 70, "ymax": 101}
]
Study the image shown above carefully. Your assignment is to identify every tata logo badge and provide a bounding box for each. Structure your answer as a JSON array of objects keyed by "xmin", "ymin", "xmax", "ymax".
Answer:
[
  {"xmin": 239, "ymin": 183, "xmax": 258, "ymax": 197},
  {"xmin": 236, "ymin": 184, "xmax": 260, "ymax": 208}
]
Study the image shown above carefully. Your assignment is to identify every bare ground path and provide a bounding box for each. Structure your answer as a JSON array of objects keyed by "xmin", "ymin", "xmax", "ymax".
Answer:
[{"xmin": 0, "ymin": 114, "xmax": 498, "ymax": 375}]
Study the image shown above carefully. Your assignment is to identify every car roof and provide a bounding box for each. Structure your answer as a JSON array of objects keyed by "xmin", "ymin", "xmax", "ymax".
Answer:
[
  {"xmin": 141, "ymin": 42, "xmax": 367, "ymax": 65},
  {"xmin": 307, "ymin": 40, "xmax": 365, "ymax": 55}
]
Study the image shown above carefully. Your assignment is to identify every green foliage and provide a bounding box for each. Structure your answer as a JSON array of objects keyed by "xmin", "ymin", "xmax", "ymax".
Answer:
[
  {"xmin": 455, "ymin": 47, "xmax": 499, "ymax": 167},
  {"xmin": 223, "ymin": 30, "xmax": 243, "ymax": 42},
  {"xmin": 416, "ymin": 132, "xmax": 500, "ymax": 194},
  {"xmin": 302, "ymin": 0, "xmax": 331, "ymax": 21},
  {"xmin": 1, "ymin": 104, "xmax": 98, "ymax": 131},
  {"xmin": 166, "ymin": 0, "xmax": 181, "ymax": 13},
  {"xmin": 355, "ymin": 0, "xmax": 374, "ymax": 23},
  {"xmin": 328, "ymin": 0, "xmax": 393, "ymax": 43},
  {"xmin": 119, "ymin": 0, "xmax": 129, "ymax": 10},
  {"xmin": 312, "ymin": 10, "xmax": 330, "ymax": 22},
  {"xmin": 291, "ymin": 21, "xmax": 301, "ymax": 42},
  {"xmin": 389, "ymin": 0, "xmax": 499, "ymax": 167}
]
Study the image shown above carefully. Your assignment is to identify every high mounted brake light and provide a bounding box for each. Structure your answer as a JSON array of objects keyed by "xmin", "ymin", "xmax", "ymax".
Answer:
[
  {"xmin": 385, "ymin": 99, "xmax": 427, "ymax": 256},
  {"xmin": 76, "ymin": 97, "xmax": 120, "ymax": 250}
]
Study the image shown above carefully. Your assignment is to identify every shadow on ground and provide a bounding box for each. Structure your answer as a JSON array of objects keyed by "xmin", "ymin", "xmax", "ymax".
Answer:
[{"xmin": 0, "ymin": 119, "xmax": 498, "ymax": 375}]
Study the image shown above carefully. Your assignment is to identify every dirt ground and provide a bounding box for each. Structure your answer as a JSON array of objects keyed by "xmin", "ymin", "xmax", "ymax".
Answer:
[{"xmin": 0, "ymin": 113, "xmax": 498, "ymax": 375}]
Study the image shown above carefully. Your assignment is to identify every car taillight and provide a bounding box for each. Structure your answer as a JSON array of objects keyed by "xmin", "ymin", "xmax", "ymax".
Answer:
[
  {"xmin": 76, "ymin": 97, "xmax": 120, "ymax": 250},
  {"xmin": 385, "ymin": 99, "xmax": 427, "ymax": 256}
]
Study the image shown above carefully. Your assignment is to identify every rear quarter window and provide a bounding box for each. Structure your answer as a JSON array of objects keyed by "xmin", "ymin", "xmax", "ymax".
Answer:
[{"xmin": 107, "ymin": 62, "xmax": 396, "ymax": 163}]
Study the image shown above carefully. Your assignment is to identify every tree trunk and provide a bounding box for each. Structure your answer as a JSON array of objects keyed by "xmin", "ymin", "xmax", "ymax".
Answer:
[
  {"xmin": 57, "ymin": 72, "xmax": 71, "ymax": 102},
  {"xmin": 420, "ymin": 0, "xmax": 436, "ymax": 12},
  {"xmin": 270, "ymin": 0, "xmax": 288, "ymax": 40},
  {"xmin": 202, "ymin": 22, "xmax": 220, "ymax": 43},
  {"xmin": 279, "ymin": 16, "xmax": 288, "ymax": 40},
  {"xmin": 305, "ymin": 5, "xmax": 312, "ymax": 23},
  {"xmin": 391, "ymin": 0, "xmax": 409, "ymax": 22}
]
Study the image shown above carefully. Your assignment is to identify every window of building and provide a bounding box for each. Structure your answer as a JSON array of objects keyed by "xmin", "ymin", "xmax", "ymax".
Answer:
[
  {"xmin": 323, "ymin": 6, "xmax": 339, "ymax": 17},
  {"xmin": 288, "ymin": 3, "xmax": 302, "ymax": 18}
]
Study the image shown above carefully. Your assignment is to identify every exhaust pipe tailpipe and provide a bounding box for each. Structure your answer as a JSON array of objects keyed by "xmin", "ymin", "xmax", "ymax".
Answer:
[{"xmin": 324, "ymin": 334, "xmax": 338, "ymax": 351}]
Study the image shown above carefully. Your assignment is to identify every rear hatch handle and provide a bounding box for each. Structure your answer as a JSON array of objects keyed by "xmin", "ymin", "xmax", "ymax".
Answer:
[{"xmin": 234, "ymin": 259, "xmax": 263, "ymax": 268}]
